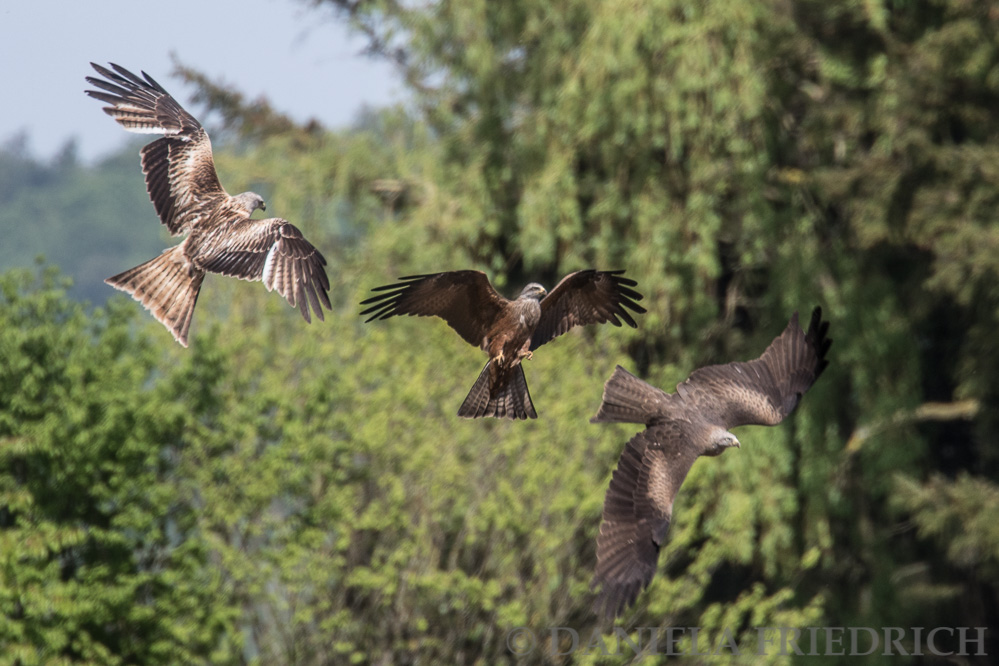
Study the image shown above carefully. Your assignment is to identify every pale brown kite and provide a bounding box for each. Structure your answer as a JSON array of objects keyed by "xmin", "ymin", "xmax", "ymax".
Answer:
[
  {"xmin": 360, "ymin": 270, "xmax": 646, "ymax": 419},
  {"xmin": 590, "ymin": 307, "xmax": 831, "ymax": 619},
  {"xmin": 85, "ymin": 63, "xmax": 331, "ymax": 346}
]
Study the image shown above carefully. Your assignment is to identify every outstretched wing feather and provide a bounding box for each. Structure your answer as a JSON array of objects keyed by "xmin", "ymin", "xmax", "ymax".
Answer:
[
  {"xmin": 86, "ymin": 62, "xmax": 225, "ymax": 234},
  {"xmin": 531, "ymin": 270, "xmax": 646, "ymax": 350},
  {"xmin": 672, "ymin": 307, "xmax": 832, "ymax": 428},
  {"xmin": 592, "ymin": 425, "xmax": 697, "ymax": 620},
  {"xmin": 360, "ymin": 271, "xmax": 508, "ymax": 348}
]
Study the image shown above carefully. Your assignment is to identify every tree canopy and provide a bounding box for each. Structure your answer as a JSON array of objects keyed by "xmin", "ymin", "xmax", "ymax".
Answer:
[{"xmin": 2, "ymin": 0, "xmax": 998, "ymax": 662}]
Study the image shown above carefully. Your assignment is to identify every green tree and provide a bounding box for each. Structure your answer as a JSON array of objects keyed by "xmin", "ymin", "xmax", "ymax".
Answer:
[
  {"xmin": 0, "ymin": 266, "xmax": 241, "ymax": 664},
  {"xmin": 302, "ymin": 0, "xmax": 998, "ymax": 659},
  {"xmin": 4, "ymin": 0, "xmax": 999, "ymax": 662}
]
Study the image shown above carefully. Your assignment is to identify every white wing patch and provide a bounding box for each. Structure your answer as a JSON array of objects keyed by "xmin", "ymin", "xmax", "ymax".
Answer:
[
  {"xmin": 262, "ymin": 243, "xmax": 279, "ymax": 292},
  {"xmin": 117, "ymin": 124, "xmax": 182, "ymax": 135}
]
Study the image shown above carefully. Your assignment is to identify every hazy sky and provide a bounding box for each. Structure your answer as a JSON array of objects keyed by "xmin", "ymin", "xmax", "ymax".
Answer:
[{"xmin": 0, "ymin": 0, "xmax": 402, "ymax": 162}]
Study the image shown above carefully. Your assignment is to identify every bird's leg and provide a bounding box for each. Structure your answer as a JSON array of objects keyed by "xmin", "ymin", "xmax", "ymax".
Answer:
[
  {"xmin": 524, "ymin": 350, "xmax": 534, "ymax": 361},
  {"xmin": 495, "ymin": 350, "xmax": 505, "ymax": 366}
]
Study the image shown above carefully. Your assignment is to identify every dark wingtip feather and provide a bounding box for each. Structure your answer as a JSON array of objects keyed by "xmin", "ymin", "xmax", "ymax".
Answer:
[
  {"xmin": 358, "ymin": 307, "xmax": 385, "ymax": 322},
  {"xmin": 805, "ymin": 306, "xmax": 832, "ymax": 379},
  {"xmin": 317, "ymin": 285, "xmax": 332, "ymax": 311},
  {"xmin": 614, "ymin": 308, "xmax": 636, "ymax": 329},
  {"xmin": 359, "ymin": 275, "xmax": 437, "ymax": 321},
  {"xmin": 107, "ymin": 63, "xmax": 153, "ymax": 91},
  {"xmin": 304, "ymin": 283, "xmax": 325, "ymax": 323},
  {"xmin": 607, "ymin": 270, "xmax": 646, "ymax": 326},
  {"xmin": 358, "ymin": 288, "xmax": 402, "ymax": 321},
  {"xmin": 89, "ymin": 62, "xmax": 118, "ymax": 80},
  {"xmin": 368, "ymin": 281, "xmax": 410, "ymax": 293},
  {"xmin": 85, "ymin": 91, "xmax": 123, "ymax": 106},
  {"xmin": 358, "ymin": 292, "xmax": 390, "ymax": 306},
  {"xmin": 85, "ymin": 77, "xmax": 130, "ymax": 96},
  {"xmin": 615, "ymin": 285, "xmax": 644, "ymax": 301},
  {"xmin": 360, "ymin": 274, "xmax": 431, "ymax": 306},
  {"xmin": 138, "ymin": 69, "xmax": 168, "ymax": 94}
]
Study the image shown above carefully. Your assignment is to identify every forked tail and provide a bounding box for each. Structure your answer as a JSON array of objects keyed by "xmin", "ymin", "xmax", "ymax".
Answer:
[
  {"xmin": 458, "ymin": 361, "xmax": 537, "ymax": 420},
  {"xmin": 590, "ymin": 365, "xmax": 670, "ymax": 424},
  {"xmin": 105, "ymin": 245, "xmax": 205, "ymax": 347}
]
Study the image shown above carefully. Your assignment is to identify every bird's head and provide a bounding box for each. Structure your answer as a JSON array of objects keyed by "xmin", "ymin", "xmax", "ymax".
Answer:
[
  {"xmin": 234, "ymin": 192, "xmax": 267, "ymax": 215},
  {"xmin": 704, "ymin": 428, "xmax": 740, "ymax": 457},
  {"xmin": 520, "ymin": 282, "xmax": 548, "ymax": 302}
]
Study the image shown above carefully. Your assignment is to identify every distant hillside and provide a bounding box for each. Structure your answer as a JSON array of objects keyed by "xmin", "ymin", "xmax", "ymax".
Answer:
[{"xmin": 0, "ymin": 133, "xmax": 165, "ymax": 304}]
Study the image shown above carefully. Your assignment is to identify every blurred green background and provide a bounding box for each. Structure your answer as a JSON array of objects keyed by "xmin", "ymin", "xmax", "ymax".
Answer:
[{"xmin": 2, "ymin": 0, "xmax": 998, "ymax": 663}]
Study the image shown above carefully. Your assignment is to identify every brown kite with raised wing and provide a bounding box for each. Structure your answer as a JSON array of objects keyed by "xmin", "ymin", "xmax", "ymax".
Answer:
[
  {"xmin": 360, "ymin": 270, "xmax": 646, "ymax": 419},
  {"xmin": 85, "ymin": 63, "xmax": 331, "ymax": 346},
  {"xmin": 589, "ymin": 307, "xmax": 831, "ymax": 619}
]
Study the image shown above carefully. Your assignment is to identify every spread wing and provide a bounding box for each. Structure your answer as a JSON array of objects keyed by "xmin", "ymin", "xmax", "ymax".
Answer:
[
  {"xmin": 359, "ymin": 271, "xmax": 508, "ymax": 348},
  {"xmin": 591, "ymin": 423, "xmax": 698, "ymax": 620},
  {"xmin": 530, "ymin": 270, "xmax": 645, "ymax": 350},
  {"xmin": 85, "ymin": 62, "xmax": 226, "ymax": 235},
  {"xmin": 672, "ymin": 307, "xmax": 832, "ymax": 428},
  {"xmin": 196, "ymin": 218, "xmax": 331, "ymax": 323}
]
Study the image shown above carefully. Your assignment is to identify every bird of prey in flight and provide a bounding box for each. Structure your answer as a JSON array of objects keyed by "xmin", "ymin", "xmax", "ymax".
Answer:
[
  {"xmin": 360, "ymin": 270, "xmax": 646, "ymax": 419},
  {"xmin": 589, "ymin": 307, "xmax": 831, "ymax": 619},
  {"xmin": 84, "ymin": 63, "xmax": 331, "ymax": 346}
]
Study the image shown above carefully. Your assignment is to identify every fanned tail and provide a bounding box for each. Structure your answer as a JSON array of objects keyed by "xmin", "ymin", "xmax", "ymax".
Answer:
[
  {"xmin": 590, "ymin": 365, "xmax": 670, "ymax": 424},
  {"xmin": 458, "ymin": 362, "xmax": 537, "ymax": 420},
  {"xmin": 105, "ymin": 245, "xmax": 204, "ymax": 347}
]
